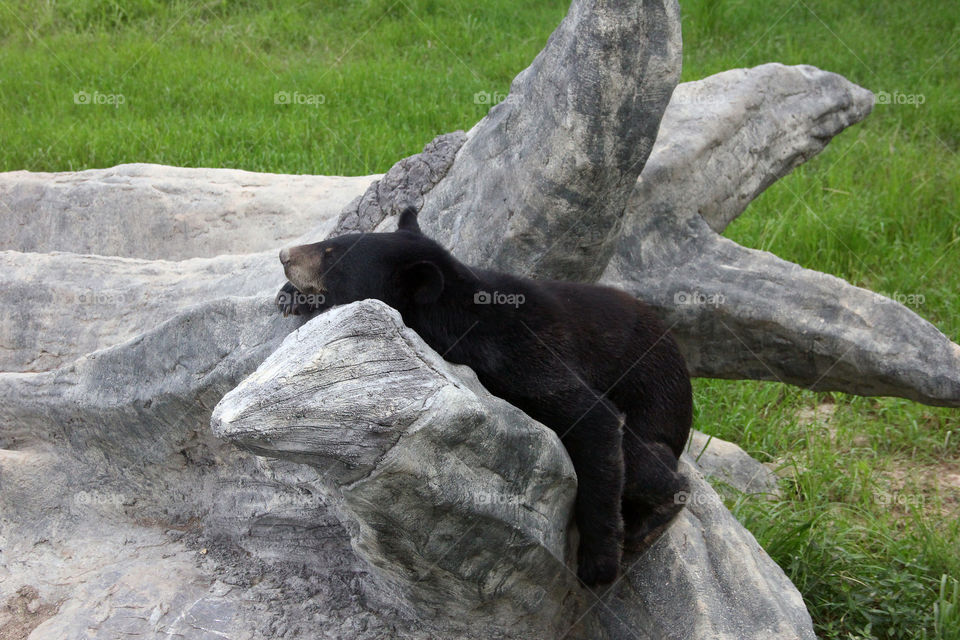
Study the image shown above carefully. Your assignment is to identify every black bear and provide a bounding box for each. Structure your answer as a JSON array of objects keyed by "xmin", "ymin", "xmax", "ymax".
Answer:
[{"xmin": 277, "ymin": 208, "xmax": 692, "ymax": 587}]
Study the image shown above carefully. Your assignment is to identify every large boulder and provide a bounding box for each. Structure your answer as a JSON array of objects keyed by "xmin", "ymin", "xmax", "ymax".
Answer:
[
  {"xmin": 212, "ymin": 300, "xmax": 816, "ymax": 640},
  {"xmin": 0, "ymin": 296, "xmax": 814, "ymax": 639},
  {"xmin": 212, "ymin": 300, "xmax": 582, "ymax": 638}
]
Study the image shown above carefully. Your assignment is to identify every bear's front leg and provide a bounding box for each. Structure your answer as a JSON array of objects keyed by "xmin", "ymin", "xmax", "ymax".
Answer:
[{"xmin": 546, "ymin": 391, "xmax": 626, "ymax": 587}]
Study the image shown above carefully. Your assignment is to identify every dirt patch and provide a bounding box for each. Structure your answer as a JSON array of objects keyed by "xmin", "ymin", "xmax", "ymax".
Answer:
[
  {"xmin": 0, "ymin": 585, "xmax": 58, "ymax": 640},
  {"xmin": 794, "ymin": 400, "xmax": 875, "ymax": 448},
  {"xmin": 795, "ymin": 401, "xmax": 837, "ymax": 428},
  {"xmin": 878, "ymin": 460, "xmax": 960, "ymax": 521}
]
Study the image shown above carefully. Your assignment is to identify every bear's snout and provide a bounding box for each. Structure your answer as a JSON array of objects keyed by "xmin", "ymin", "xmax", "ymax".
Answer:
[{"xmin": 278, "ymin": 244, "xmax": 327, "ymax": 295}]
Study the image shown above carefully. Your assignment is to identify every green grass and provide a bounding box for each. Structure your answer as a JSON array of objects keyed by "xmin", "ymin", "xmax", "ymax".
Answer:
[
  {"xmin": 696, "ymin": 381, "xmax": 960, "ymax": 638},
  {"xmin": 2, "ymin": 1, "xmax": 958, "ymax": 638}
]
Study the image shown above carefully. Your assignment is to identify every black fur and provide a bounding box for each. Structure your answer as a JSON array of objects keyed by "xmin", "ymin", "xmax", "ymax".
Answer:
[{"xmin": 277, "ymin": 207, "xmax": 693, "ymax": 587}]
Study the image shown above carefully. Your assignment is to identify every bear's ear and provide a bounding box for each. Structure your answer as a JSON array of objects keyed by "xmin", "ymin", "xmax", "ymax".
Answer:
[
  {"xmin": 397, "ymin": 260, "xmax": 444, "ymax": 304},
  {"xmin": 397, "ymin": 206, "xmax": 421, "ymax": 234}
]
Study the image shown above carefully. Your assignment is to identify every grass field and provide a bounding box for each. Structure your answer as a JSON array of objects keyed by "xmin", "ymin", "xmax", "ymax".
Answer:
[{"xmin": 2, "ymin": 0, "xmax": 958, "ymax": 637}]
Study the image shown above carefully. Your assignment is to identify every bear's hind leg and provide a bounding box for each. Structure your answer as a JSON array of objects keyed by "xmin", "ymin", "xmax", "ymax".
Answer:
[
  {"xmin": 531, "ymin": 390, "xmax": 626, "ymax": 587},
  {"xmin": 621, "ymin": 436, "xmax": 688, "ymax": 554}
]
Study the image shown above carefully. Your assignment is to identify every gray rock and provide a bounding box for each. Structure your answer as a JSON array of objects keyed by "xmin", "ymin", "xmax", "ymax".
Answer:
[
  {"xmin": 0, "ymin": 133, "xmax": 455, "ymax": 373},
  {"xmin": 653, "ymin": 64, "xmax": 875, "ymax": 234},
  {"xmin": 602, "ymin": 180, "xmax": 960, "ymax": 407},
  {"xmin": 211, "ymin": 300, "xmax": 815, "ymax": 640},
  {"xmin": 599, "ymin": 64, "xmax": 960, "ymax": 407},
  {"xmin": 1, "ymin": 297, "xmax": 812, "ymax": 639},
  {"xmin": 0, "ymin": 163, "xmax": 375, "ymax": 260},
  {"xmin": 592, "ymin": 458, "xmax": 814, "ymax": 640},
  {"xmin": 0, "ymin": 250, "xmax": 280, "ymax": 372},
  {"xmin": 419, "ymin": 0, "xmax": 683, "ymax": 282},
  {"xmin": 332, "ymin": 131, "xmax": 467, "ymax": 236},
  {"xmin": 0, "ymin": 298, "xmax": 430, "ymax": 639},
  {"xmin": 687, "ymin": 430, "xmax": 780, "ymax": 496},
  {"xmin": 213, "ymin": 300, "xmax": 582, "ymax": 638}
]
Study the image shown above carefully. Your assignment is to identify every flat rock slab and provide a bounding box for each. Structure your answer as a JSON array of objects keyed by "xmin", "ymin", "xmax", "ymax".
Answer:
[{"xmin": 0, "ymin": 163, "xmax": 375, "ymax": 260}]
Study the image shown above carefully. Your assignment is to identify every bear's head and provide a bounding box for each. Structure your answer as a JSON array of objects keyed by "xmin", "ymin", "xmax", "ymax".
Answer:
[{"xmin": 279, "ymin": 208, "xmax": 454, "ymax": 312}]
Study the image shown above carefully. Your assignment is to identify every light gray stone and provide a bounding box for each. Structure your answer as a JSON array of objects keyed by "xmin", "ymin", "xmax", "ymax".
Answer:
[
  {"xmin": 0, "ymin": 298, "xmax": 431, "ymax": 639},
  {"xmin": 601, "ymin": 183, "xmax": 960, "ymax": 407},
  {"xmin": 596, "ymin": 63, "xmax": 960, "ymax": 407},
  {"xmin": 0, "ymin": 163, "xmax": 375, "ymax": 259},
  {"xmin": 1, "ymin": 295, "xmax": 814, "ymax": 639},
  {"xmin": 687, "ymin": 430, "xmax": 780, "ymax": 496},
  {"xmin": 213, "ymin": 300, "xmax": 582, "ymax": 638},
  {"xmin": 418, "ymin": 0, "xmax": 683, "ymax": 282},
  {"xmin": 0, "ymin": 250, "xmax": 280, "ymax": 372},
  {"xmin": 651, "ymin": 63, "xmax": 875, "ymax": 234}
]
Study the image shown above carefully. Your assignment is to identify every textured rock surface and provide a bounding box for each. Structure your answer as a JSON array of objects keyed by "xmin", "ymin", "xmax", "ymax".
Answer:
[
  {"xmin": 418, "ymin": 0, "xmax": 683, "ymax": 281},
  {"xmin": 0, "ymin": 298, "xmax": 433, "ymax": 639},
  {"xmin": 0, "ymin": 298, "xmax": 813, "ymax": 639},
  {"xmin": 601, "ymin": 70, "xmax": 960, "ymax": 406},
  {"xmin": 0, "ymin": 163, "xmax": 375, "ymax": 260},
  {"xmin": 211, "ymin": 300, "xmax": 816, "ymax": 640},
  {"xmin": 596, "ymin": 458, "xmax": 813, "ymax": 640},
  {"xmin": 650, "ymin": 63, "xmax": 875, "ymax": 234},
  {"xmin": 0, "ymin": 250, "xmax": 280, "ymax": 372},
  {"xmin": 595, "ymin": 64, "xmax": 960, "ymax": 407},
  {"xmin": 687, "ymin": 430, "xmax": 780, "ymax": 496},
  {"xmin": 0, "ymin": 132, "xmax": 465, "ymax": 373},
  {"xmin": 333, "ymin": 131, "xmax": 466, "ymax": 236},
  {"xmin": 213, "ymin": 300, "xmax": 582, "ymax": 638}
]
